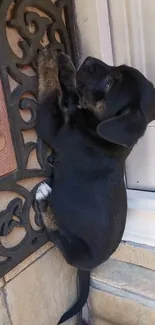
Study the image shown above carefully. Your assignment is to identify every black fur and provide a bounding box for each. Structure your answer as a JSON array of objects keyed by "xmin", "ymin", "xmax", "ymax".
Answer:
[{"xmin": 36, "ymin": 52, "xmax": 155, "ymax": 324}]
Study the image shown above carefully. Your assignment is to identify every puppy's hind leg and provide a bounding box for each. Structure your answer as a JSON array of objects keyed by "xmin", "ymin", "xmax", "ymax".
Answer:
[
  {"xmin": 35, "ymin": 183, "xmax": 74, "ymax": 249},
  {"xmin": 36, "ymin": 182, "xmax": 59, "ymax": 242}
]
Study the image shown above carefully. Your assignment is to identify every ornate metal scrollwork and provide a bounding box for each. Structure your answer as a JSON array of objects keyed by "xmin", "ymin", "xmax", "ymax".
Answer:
[{"xmin": 0, "ymin": 0, "xmax": 76, "ymax": 277}]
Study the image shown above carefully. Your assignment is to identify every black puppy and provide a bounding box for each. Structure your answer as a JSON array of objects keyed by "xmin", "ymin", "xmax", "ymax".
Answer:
[{"xmin": 35, "ymin": 46, "xmax": 155, "ymax": 324}]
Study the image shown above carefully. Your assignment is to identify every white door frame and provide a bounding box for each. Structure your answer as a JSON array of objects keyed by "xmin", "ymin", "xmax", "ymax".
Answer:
[{"xmin": 74, "ymin": 0, "xmax": 155, "ymax": 246}]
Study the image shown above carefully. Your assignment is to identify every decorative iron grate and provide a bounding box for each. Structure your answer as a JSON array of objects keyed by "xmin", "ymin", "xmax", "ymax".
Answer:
[{"xmin": 0, "ymin": 0, "xmax": 76, "ymax": 277}]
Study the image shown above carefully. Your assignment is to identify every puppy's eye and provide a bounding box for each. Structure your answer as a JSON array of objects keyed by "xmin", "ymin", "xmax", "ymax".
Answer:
[{"xmin": 105, "ymin": 76, "xmax": 114, "ymax": 91}]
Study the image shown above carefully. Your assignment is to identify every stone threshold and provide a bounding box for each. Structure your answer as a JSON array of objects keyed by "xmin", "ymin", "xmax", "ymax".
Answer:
[
  {"xmin": 89, "ymin": 259, "xmax": 155, "ymax": 325},
  {"xmin": 112, "ymin": 241, "xmax": 155, "ymax": 271},
  {"xmin": 91, "ymin": 259, "xmax": 155, "ymax": 304}
]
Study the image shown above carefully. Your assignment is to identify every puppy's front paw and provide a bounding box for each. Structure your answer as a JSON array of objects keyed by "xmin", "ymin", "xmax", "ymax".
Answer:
[
  {"xmin": 37, "ymin": 46, "xmax": 62, "ymax": 102},
  {"xmin": 36, "ymin": 182, "xmax": 52, "ymax": 201},
  {"xmin": 57, "ymin": 52, "xmax": 76, "ymax": 89},
  {"xmin": 38, "ymin": 46, "xmax": 57, "ymax": 73}
]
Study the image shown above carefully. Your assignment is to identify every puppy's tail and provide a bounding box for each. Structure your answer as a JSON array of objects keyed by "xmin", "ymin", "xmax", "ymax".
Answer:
[{"xmin": 57, "ymin": 269, "xmax": 90, "ymax": 324}]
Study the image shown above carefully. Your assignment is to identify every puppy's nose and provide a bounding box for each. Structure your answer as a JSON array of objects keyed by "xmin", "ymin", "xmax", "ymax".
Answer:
[
  {"xmin": 77, "ymin": 57, "xmax": 93, "ymax": 73},
  {"xmin": 84, "ymin": 57, "xmax": 95, "ymax": 66},
  {"xmin": 83, "ymin": 57, "xmax": 110, "ymax": 71}
]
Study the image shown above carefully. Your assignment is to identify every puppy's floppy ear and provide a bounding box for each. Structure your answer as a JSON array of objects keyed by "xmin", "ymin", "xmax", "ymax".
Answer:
[
  {"xmin": 97, "ymin": 67, "xmax": 155, "ymax": 147},
  {"xmin": 97, "ymin": 107, "xmax": 146, "ymax": 147}
]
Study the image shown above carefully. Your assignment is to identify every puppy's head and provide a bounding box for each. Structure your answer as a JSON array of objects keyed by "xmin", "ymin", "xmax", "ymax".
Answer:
[{"xmin": 77, "ymin": 57, "xmax": 155, "ymax": 147}]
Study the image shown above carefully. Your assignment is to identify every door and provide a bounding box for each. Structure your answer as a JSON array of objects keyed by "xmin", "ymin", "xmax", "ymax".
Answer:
[
  {"xmin": 75, "ymin": 0, "xmax": 155, "ymax": 246},
  {"xmin": 108, "ymin": 0, "xmax": 155, "ymax": 191}
]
